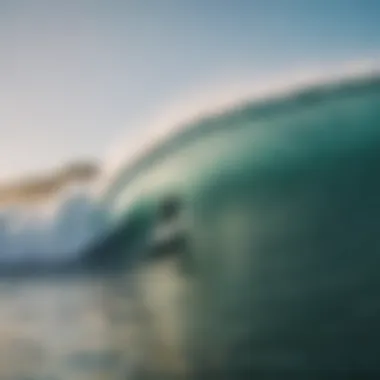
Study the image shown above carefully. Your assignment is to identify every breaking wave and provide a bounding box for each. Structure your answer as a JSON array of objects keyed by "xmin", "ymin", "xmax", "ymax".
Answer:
[{"xmin": 0, "ymin": 59, "xmax": 379, "ymax": 264}]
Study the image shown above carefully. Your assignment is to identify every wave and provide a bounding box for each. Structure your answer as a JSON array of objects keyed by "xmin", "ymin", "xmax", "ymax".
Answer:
[
  {"xmin": 97, "ymin": 57, "xmax": 380, "ymax": 197},
  {"xmin": 0, "ymin": 185, "xmax": 101, "ymax": 264},
  {"xmin": 0, "ymin": 58, "xmax": 379, "ymax": 264}
]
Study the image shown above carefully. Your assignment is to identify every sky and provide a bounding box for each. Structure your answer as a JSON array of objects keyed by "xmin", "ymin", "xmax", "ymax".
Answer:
[{"xmin": 0, "ymin": 0, "xmax": 379, "ymax": 182}]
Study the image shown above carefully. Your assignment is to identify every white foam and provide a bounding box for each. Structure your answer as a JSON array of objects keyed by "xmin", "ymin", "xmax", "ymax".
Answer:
[{"xmin": 0, "ymin": 185, "xmax": 99, "ymax": 263}]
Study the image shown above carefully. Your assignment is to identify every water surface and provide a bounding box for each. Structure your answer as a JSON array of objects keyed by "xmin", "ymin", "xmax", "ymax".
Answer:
[{"xmin": 0, "ymin": 274, "xmax": 136, "ymax": 380}]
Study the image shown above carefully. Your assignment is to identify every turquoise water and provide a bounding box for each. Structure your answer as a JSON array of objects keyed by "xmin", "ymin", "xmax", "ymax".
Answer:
[{"xmin": 90, "ymin": 74, "xmax": 380, "ymax": 375}]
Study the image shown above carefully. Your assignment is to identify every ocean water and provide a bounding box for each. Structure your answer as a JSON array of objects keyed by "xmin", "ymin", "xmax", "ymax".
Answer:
[
  {"xmin": 0, "ymin": 69, "xmax": 379, "ymax": 379},
  {"xmin": 0, "ymin": 274, "xmax": 140, "ymax": 380},
  {"xmin": 0, "ymin": 186, "xmax": 141, "ymax": 379},
  {"xmin": 1, "ymin": 65, "xmax": 379, "ymax": 265},
  {"xmin": 0, "ymin": 187, "xmax": 101, "ymax": 264},
  {"xmin": 0, "ymin": 165, "xmax": 127, "ymax": 379}
]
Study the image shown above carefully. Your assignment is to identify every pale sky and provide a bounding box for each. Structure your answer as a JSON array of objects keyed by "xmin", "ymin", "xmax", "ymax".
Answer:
[{"xmin": 0, "ymin": 0, "xmax": 379, "ymax": 181}]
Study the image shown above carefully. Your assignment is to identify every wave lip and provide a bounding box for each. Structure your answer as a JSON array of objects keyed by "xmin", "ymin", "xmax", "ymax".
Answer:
[
  {"xmin": 98, "ymin": 60, "xmax": 380, "ymax": 210},
  {"xmin": 97, "ymin": 58, "xmax": 380, "ymax": 200}
]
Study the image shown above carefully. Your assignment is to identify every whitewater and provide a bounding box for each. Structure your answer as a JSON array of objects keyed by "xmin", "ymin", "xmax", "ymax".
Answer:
[{"xmin": 1, "ymin": 59, "xmax": 379, "ymax": 265}]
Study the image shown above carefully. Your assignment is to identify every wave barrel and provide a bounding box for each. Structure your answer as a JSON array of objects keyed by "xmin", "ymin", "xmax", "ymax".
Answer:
[{"xmin": 96, "ymin": 76, "xmax": 380, "ymax": 379}]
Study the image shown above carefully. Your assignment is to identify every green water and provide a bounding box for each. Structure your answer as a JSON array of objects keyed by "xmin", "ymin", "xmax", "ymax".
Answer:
[{"xmin": 89, "ymin": 75, "xmax": 380, "ymax": 376}]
